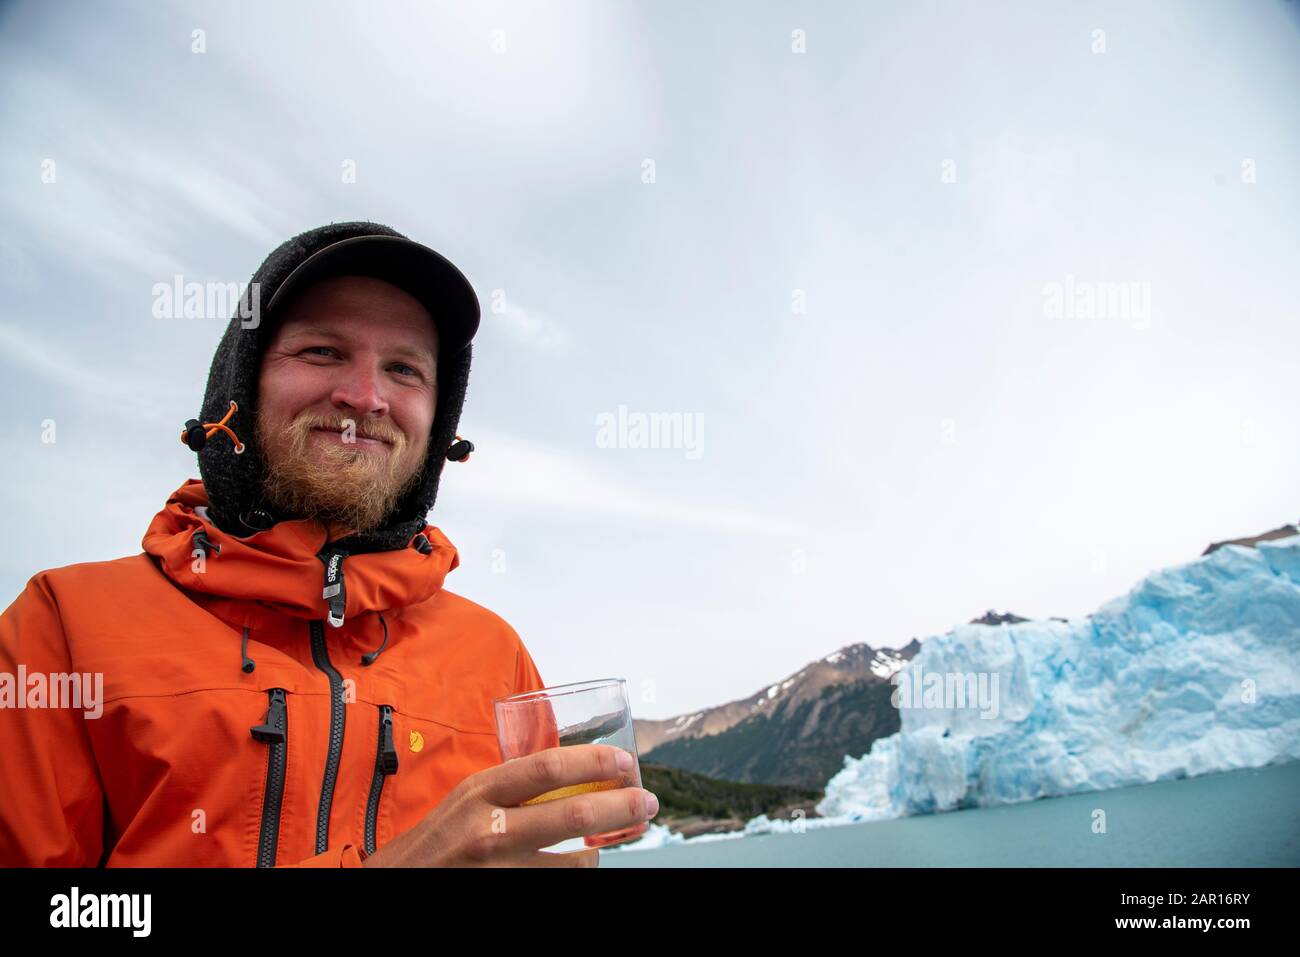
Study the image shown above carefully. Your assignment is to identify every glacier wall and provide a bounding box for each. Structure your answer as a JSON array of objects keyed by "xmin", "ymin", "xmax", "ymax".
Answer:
[{"xmin": 817, "ymin": 534, "xmax": 1300, "ymax": 822}]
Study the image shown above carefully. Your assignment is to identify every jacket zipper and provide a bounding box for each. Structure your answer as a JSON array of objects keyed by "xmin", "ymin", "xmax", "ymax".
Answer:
[
  {"xmin": 309, "ymin": 544, "xmax": 351, "ymax": 855},
  {"xmin": 364, "ymin": 704, "xmax": 400, "ymax": 855},
  {"xmin": 309, "ymin": 618, "xmax": 347, "ymax": 855},
  {"xmin": 250, "ymin": 687, "xmax": 288, "ymax": 867}
]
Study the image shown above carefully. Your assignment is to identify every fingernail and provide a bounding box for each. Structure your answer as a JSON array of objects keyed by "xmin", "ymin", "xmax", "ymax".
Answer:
[
  {"xmin": 644, "ymin": 792, "xmax": 658, "ymax": 817},
  {"xmin": 616, "ymin": 749, "xmax": 634, "ymax": 772}
]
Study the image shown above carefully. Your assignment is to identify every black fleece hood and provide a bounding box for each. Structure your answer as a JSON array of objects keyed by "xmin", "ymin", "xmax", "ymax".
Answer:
[{"xmin": 187, "ymin": 221, "xmax": 477, "ymax": 555}]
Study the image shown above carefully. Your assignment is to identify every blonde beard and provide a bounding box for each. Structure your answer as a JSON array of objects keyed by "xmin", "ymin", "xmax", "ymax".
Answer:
[{"xmin": 255, "ymin": 410, "xmax": 426, "ymax": 537}]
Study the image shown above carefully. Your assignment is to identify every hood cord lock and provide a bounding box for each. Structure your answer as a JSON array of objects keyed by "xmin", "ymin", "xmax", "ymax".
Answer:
[
  {"xmin": 182, "ymin": 400, "xmax": 245, "ymax": 454},
  {"xmin": 446, "ymin": 434, "xmax": 473, "ymax": 462},
  {"xmin": 240, "ymin": 626, "xmax": 256, "ymax": 673},
  {"xmin": 192, "ymin": 530, "xmax": 221, "ymax": 561}
]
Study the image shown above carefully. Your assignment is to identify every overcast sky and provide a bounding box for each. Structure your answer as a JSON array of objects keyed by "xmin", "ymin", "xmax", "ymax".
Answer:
[{"xmin": 2, "ymin": 0, "xmax": 1298, "ymax": 720}]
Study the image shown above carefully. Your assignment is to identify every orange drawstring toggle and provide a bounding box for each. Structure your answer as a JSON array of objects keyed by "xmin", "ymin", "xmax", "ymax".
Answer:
[{"xmin": 181, "ymin": 401, "xmax": 245, "ymax": 454}]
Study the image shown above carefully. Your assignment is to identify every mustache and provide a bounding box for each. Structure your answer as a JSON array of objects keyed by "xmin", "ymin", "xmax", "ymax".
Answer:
[{"xmin": 297, "ymin": 413, "xmax": 403, "ymax": 445}]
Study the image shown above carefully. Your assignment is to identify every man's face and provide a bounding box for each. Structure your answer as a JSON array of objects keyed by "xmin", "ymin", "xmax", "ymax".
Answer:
[{"xmin": 255, "ymin": 275, "xmax": 440, "ymax": 536}]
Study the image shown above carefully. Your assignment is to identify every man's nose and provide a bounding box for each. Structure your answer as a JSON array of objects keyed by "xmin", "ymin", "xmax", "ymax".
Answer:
[{"xmin": 329, "ymin": 361, "xmax": 389, "ymax": 418}]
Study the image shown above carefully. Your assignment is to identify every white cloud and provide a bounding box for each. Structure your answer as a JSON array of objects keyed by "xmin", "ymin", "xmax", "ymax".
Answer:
[
  {"xmin": 448, "ymin": 427, "xmax": 804, "ymax": 535},
  {"xmin": 0, "ymin": 319, "xmax": 187, "ymax": 420},
  {"xmin": 488, "ymin": 299, "xmax": 569, "ymax": 353},
  {"xmin": 1, "ymin": 63, "xmax": 291, "ymax": 288}
]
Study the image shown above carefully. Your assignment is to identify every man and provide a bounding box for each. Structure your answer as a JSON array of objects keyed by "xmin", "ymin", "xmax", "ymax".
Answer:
[{"xmin": 0, "ymin": 221, "xmax": 656, "ymax": 867}]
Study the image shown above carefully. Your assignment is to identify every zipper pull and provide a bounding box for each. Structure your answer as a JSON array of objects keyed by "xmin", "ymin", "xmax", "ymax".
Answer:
[
  {"xmin": 318, "ymin": 547, "xmax": 349, "ymax": 628},
  {"xmin": 379, "ymin": 705, "xmax": 399, "ymax": 775},
  {"xmin": 250, "ymin": 688, "xmax": 287, "ymax": 744}
]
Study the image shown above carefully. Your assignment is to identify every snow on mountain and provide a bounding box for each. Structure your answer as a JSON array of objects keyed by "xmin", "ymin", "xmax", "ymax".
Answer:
[
  {"xmin": 813, "ymin": 534, "xmax": 1300, "ymax": 823},
  {"xmin": 666, "ymin": 712, "xmax": 705, "ymax": 735},
  {"xmin": 869, "ymin": 648, "xmax": 908, "ymax": 680},
  {"xmin": 633, "ymin": 640, "xmax": 922, "ymax": 756}
]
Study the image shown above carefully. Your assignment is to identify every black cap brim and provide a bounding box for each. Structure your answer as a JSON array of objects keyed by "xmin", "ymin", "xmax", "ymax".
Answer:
[{"xmin": 262, "ymin": 234, "xmax": 480, "ymax": 358}]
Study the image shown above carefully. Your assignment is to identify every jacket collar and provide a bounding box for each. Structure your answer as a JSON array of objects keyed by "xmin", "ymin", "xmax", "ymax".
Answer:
[{"xmin": 142, "ymin": 479, "xmax": 459, "ymax": 627}]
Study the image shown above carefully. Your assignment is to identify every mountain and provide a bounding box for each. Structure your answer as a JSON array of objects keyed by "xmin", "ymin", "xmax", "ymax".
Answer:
[
  {"xmin": 1202, "ymin": 523, "xmax": 1298, "ymax": 556},
  {"xmin": 634, "ymin": 640, "xmax": 921, "ymax": 790},
  {"xmin": 815, "ymin": 530, "xmax": 1300, "ymax": 824},
  {"xmin": 968, "ymin": 609, "xmax": 1029, "ymax": 626}
]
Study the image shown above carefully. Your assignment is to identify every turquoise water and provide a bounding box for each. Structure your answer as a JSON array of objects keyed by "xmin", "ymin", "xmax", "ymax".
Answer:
[{"xmin": 600, "ymin": 762, "xmax": 1300, "ymax": 867}]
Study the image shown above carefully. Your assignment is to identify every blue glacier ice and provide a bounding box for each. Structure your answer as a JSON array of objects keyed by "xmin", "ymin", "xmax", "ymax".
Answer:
[
  {"xmin": 606, "ymin": 533, "xmax": 1300, "ymax": 852},
  {"xmin": 815, "ymin": 534, "xmax": 1300, "ymax": 822}
]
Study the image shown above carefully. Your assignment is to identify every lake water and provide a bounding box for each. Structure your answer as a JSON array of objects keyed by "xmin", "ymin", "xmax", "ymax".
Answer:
[{"xmin": 599, "ymin": 761, "xmax": 1300, "ymax": 867}]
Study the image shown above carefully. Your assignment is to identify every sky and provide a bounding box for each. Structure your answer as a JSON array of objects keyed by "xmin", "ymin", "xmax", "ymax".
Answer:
[{"xmin": 1, "ymin": 0, "xmax": 1298, "ymax": 721}]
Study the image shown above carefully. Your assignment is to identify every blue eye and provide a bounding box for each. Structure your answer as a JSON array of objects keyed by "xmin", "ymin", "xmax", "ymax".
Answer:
[{"xmin": 298, "ymin": 347, "xmax": 423, "ymax": 380}]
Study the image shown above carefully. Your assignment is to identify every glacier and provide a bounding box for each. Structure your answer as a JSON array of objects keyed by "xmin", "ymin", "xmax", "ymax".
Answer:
[
  {"xmin": 608, "ymin": 534, "xmax": 1300, "ymax": 851},
  {"xmin": 815, "ymin": 533, "xmax": 1300, "ymax": 823}
]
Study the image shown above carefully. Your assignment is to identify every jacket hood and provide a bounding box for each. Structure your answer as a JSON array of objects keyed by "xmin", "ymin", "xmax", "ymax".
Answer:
[
  {"xmin": 191, "ymin": 220, "xmax": 476, "ymax": 554},
  {"xmin": 143, "ymin": 479, "xmax": 460, "ymax": 635}
]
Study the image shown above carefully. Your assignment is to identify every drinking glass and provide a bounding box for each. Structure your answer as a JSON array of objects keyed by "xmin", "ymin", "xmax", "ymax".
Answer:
[{"xmin": 493, "ymin": 678, "xmax": 647, "ymax": 851}]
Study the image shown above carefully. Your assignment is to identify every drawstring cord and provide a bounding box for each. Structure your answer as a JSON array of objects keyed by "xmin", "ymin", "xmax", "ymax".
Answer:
[
  {"xmin": 181, "ymin": 400, "xmax": 245, "ymax": 454},
  {"xmin": 362, "ymin": 613, "xmax": 389, "ymax": 666},
  {"xmin": 241, "ymin": 615, "xmax": 389, "ymax": 674}
]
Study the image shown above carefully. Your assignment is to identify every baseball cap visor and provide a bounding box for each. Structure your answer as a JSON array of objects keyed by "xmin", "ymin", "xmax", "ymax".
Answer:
[{"xmin": 262, "ymin": 235, "xmax": 480, "ymax": 357}]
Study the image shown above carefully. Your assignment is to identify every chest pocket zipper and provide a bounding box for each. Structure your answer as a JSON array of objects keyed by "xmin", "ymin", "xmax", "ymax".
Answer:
[
  {"xmin": 364, "ymin": 704, "xmax": 399, "ymax": 856},
  {"xmin": 250, "ymin": 687, "xmax": 289, "ymax": 867}
]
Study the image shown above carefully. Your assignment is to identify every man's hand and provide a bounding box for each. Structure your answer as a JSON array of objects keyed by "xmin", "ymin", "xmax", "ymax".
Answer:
[{"xmin": 361, "ymin": 744, "xmax": 657, "ymax": 867}]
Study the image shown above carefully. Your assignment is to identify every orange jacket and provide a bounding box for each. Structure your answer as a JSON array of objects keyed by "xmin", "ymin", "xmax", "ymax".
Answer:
[{"xmin": 0, "ymin": 478, "xmax": 546, "ymax": 867}]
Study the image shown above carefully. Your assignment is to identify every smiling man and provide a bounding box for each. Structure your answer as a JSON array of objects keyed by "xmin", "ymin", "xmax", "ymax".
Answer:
[
  {"xmin": 0, "ymin": 221, "xmax": 659, "ymax": 868},
  {"xmin": 254, "ymin": 275, "xmax": 442, "ymax": 540}
]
